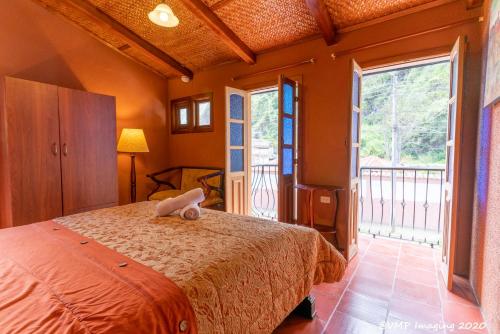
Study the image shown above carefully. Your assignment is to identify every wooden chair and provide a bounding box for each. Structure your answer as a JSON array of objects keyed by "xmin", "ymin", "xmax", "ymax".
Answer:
[{"xmin": 146, "ymin": 166, "xmax": 225, "ymax": 210}]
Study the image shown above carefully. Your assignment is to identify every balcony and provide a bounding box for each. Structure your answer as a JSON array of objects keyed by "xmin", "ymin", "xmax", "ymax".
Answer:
[
  {"xmin": 251, "ymin": 164, "xmax": 278, "ymax": 220},
  {"xmin": 251, "ymin": 164, "xmax": 445, "ymax": 247},
  {"xmin": 359, "ymin": 166, "xmax": 445, "ymax": 247}
]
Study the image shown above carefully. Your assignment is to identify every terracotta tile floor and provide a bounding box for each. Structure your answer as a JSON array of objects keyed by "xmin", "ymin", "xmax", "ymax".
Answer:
[{"xmin": 275, "ymin": 235, "xmax": 488, "ymax": 334}]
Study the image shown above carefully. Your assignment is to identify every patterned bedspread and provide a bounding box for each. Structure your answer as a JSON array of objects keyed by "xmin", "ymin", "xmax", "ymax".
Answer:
[{"xmin": 56, "ymin": 201, "xmax": 346, "ymax": 334}]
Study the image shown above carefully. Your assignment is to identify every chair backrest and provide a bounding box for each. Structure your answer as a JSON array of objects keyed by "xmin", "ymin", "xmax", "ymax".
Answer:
[{"xmin": 180, "ymin": 168, "xmax": 222, "ymax": 191}]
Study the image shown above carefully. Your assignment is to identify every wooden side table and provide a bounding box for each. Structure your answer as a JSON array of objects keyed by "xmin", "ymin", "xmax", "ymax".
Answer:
[{"xmin": 295, "ymin": 184, "xmax": 344, "ymax": 246}]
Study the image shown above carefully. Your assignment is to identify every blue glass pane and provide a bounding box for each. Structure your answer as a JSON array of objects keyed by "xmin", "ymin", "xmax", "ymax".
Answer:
[
  {"xmin": 230, "ymin": 122, "xmax": 243, "ymax": 146},
  {"xmin": 283, "ymin": 83, "xmax": 294, "ymax": 115},
  {"xmin": 230, "ymin": 94, "xmax": 244, "ymax": 120},
  {"xmin": 352, "ymin": 72, "xmax": 360, "ymax": 107},
  {"xmin": 283, "ymin": 117, "xmax": 293, "ymax": 145},
  {"xmin": 230, "ymin": 149, "xmax": 244, "ymax": 172},
  {"xmin": 283, "ymin": 148, "xmax": 293, "ymax": 175},
  {"xmin": 352, "ymin": 111, "xmax": 359, "ymax": 143},
  {"xmin": 451, "ymin": 55, "xmax": 458, "ymax": 97},
  {"xmin": 351, "ymin": 147, "xmax": 358, "ymax": 177}
]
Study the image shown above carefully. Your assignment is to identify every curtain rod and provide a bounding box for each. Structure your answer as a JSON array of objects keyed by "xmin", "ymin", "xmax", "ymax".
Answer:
[
  {"xmin": 232, "ymin": 58, "xmax": 315, "ymax": 81},
  {"xmin": 331, "ymin": 16, "xmax": 482, "ymax": 60}
]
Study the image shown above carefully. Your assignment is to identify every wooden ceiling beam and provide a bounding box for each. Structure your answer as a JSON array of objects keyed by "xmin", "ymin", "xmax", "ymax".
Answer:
[
  {"xmin": 179, "ymin": 0, "xmax": 256, "ymax": 64},
  {"xmin": 305, "ymin": 0, "xmax": 336, "ymax": 45},
  {"xmin": 465, "ymin": 0, "xmax": 483, "ymax": 9},
  {"xmin": 37, "ymin": 0, "xmax": 193, "ymax": 78}
]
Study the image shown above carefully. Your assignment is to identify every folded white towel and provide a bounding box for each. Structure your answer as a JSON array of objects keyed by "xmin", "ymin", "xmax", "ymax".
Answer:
[
  {"xmin": 155, "ymin": 198, "xmax": 174, "ymax": 217},
  {"xmin": 155, "ymin": 188, "xmax": 205, "ymax": 217},
  {"xmin": 180, "ymin": 203, "xmax": 201, "ymax": 220}
]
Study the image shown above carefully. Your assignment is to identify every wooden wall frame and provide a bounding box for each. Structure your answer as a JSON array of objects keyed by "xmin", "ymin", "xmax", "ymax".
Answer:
[{"xmin": 171, "ymin": 93, "xmax": 214, "ymax": 134}]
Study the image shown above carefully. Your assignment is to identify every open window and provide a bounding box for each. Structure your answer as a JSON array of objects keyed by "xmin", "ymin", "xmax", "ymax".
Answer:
[{"xmin": 171, "ymin": 93, "xmax": 213, "ymax": 134}]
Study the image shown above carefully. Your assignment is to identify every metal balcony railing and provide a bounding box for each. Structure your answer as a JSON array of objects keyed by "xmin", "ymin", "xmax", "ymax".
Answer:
[
  {"xmin": 251, "ymin": 164, "xmax": 278, "ymax": 220},
  {"xmin": 359, "ymin": 166, "xmax": 445, "ymax": 247}
]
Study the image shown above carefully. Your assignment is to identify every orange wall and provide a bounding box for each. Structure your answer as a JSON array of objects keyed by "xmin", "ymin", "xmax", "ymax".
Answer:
[
  {"xmin": 0, "ymin": 0, "xmax": 170, "ymax": 204},
  {"xmin": 471, "ymin": 101, "xmax": 500, "ymax": 334},
  {"xmin": 470, "ymin": 0, "xmax": 499, "ymax": 331},
  {"xmin": 0, "ymin": 0, "xmax": 494, "ymax": 325},
  {"xmin": 167, "ymin": 1, "xmax": 483, "ymax": 275}
]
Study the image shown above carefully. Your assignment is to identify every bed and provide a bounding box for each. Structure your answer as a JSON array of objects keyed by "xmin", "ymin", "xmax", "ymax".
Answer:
[{"xmin": 0, "ymin": 201, "xmax": 346, "ymax": 334}]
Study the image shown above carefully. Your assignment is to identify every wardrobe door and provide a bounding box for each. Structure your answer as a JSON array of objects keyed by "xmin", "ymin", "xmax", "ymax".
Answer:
[
  {"xmin": 2, "ymin": 77, "xmax": 62, "ymax": 226},
  {"xmin": 58, "ymin": 87, "xmax": 118, "ymax": 215}
]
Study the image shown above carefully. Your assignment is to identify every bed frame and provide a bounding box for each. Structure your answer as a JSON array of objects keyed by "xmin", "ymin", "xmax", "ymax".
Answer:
[
  {"xmin": 294, "ymin": 295, "xmax": 316, "ymax": 319},
  {"xmin": 146, "ymin": 166, "xmax": 225, "ymax": 210}
]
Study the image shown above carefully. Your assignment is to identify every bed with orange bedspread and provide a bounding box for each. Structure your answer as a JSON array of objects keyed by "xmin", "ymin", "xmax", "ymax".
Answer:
[
  {"xmin": 0, "ymin": 220, "xmax": 196, "ymax": 334},
  {"xmin": 1, "ymin": 201, "xmax": 346, "ymax": 333}
]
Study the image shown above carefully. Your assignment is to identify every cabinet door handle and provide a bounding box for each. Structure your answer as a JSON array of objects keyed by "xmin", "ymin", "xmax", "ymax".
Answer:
[
  {"xmin": 63, "ymin": 143, "xmax": 68, "ymax": 156},
  {"xmin": 52, "ymin": 143, "xmax": 59, "ymax": 156}
]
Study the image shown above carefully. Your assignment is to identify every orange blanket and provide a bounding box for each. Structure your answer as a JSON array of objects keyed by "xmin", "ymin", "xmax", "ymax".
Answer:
[{"xmin": 0, "ymin": 220, "xmax": 197, "ymax": 334}]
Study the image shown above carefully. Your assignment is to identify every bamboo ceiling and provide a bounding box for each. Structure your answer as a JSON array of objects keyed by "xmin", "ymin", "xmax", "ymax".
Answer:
[
  {"xmin": 34, "ymin": 0, "xmax": 439, "ymax": 77},
  {"xmin": 323, "ymin": 0, "xmax": 436, "ymax": 28}
]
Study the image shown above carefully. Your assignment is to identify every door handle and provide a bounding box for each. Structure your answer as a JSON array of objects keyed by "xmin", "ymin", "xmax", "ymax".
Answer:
[
  {"xmin": 52, "ymin": 143, "xmax": 59, "ymax": 156},
  {"xmin": 63, "ymin": 143, "xmax": 68, "ymax": 156}
]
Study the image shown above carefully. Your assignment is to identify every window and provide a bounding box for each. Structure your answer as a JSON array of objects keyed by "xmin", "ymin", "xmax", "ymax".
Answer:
[
  {"xmin": 179, "ymin": 107, "xmax": 188, "ymax": 125},
  {"xmin": 197, "ymin": 101, "xmax": 211, "ymax": 126},
  {"xmin": 171, "ymin": 93, "xmax": 213, "ymax": 134},
  {"xmin": 194, "ymin": 95, "xmax": 212, "ymax": 130},
  {"xmin": 171, "ymin": 99, "xmax": 192, "ymax": 133}
]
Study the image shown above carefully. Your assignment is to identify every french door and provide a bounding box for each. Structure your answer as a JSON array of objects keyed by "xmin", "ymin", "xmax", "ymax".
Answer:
[
  {"xmin": 347, "ymin": 60, "xmax": 362, "ymax": 261},
  {"xmin": 225, "ymin": 87, "xmax": 250, "ymax": 215},
  {"xmin": 278, "ymin": 76, "xmax": 298, "ymax": 223},
  {"xmin": 441, "ymin": 36, "xmax": 465, "ymax": 290},
  {"xmin": 226, "ymin": 77, "xmax": 299, "ymax": 221}
]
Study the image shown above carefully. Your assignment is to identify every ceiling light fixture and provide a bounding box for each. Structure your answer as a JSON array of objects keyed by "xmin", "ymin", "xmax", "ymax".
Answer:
[{"xmin": 148, "ymin": 2, "xmax": 179, "ymax": 28}]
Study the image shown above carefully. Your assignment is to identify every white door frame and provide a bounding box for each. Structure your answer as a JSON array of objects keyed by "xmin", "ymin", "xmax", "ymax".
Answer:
[{"xmin": 225, "ymin": 87, "xmax": 250, "ymax": 214}]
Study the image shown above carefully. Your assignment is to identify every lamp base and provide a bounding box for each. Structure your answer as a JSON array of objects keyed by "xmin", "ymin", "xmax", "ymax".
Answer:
[{"xmin": 130, "ymin": 154, "xmax": 136, "ymax": 203}]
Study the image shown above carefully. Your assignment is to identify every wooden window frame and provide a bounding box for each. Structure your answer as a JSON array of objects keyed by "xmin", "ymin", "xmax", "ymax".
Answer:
[
  {"xmin": 193, "ymin": 93, "xmax": 214, "ymax": 132},
  {"xmin": 171, "ymin": 93, "xmax": 213, "ymax": 134},
  {"xmin": 171, "ymin": 98, "xmax": 193, "ymax": 134}
]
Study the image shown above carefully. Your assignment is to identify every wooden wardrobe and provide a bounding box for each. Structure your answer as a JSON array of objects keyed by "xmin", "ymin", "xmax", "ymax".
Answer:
[{"xmin": 0, "ymin": 77, "xmax": 118, "ymax": 228}]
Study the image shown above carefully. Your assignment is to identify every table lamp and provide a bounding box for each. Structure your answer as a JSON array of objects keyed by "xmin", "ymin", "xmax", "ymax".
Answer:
[{"xmin": 117, "ymin": 128, "xmax": 149, "ymax": 203}]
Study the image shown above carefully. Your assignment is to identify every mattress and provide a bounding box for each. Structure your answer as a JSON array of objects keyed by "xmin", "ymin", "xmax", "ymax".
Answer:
[{"xmin": 55, "ymin": 201, "xmax": 346, "ymax": 333}]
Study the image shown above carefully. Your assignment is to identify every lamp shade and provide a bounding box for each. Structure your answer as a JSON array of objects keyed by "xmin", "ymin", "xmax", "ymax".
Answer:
[
  {"xmin": 148, "ymin": 3, "xmax": 179, "ymax": 28},
  {"xmin": 117, "ymin": 128, "xmax": 149, "ymax": 153}
]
